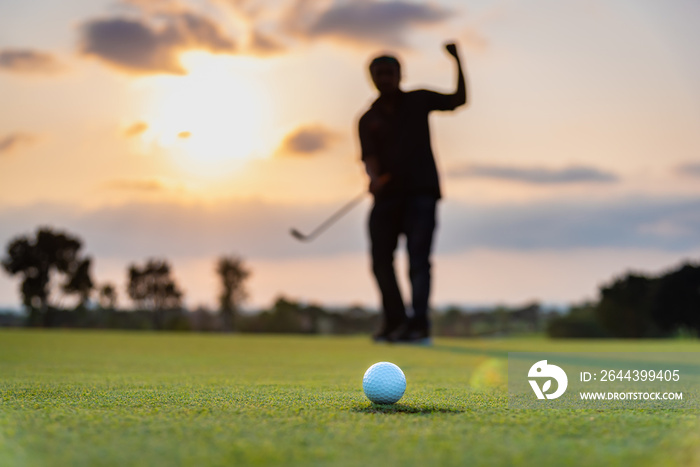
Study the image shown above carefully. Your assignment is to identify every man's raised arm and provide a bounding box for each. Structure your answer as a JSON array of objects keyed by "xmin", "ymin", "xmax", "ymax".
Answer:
[{"xmin": 445, "ymin": 42, "xmax": 467, "ymax": 108}]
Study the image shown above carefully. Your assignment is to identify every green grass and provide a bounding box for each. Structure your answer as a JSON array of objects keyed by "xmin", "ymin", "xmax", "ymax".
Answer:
[{"xmin": 1, "ymin": 330, "xmax": 699, "ymax": 466}]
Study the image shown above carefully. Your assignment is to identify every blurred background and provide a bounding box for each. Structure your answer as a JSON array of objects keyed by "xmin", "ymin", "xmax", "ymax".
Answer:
[{"xmin": 1, "ymin": 0, "xmax": 699, "ymax": 336}]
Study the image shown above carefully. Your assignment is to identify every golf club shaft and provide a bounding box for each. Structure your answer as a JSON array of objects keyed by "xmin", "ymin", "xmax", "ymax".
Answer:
[{"xmin": 295, "ymin": 191, "xmax": 367, "ymax": 241}]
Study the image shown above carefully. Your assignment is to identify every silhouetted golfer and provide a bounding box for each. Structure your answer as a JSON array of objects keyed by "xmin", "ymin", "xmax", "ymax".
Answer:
[{"xmin": 359, "ymin": 42, "xmax": 467, "ymax": 344}]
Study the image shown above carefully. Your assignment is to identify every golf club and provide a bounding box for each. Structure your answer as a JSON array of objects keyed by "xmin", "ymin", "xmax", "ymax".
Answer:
[{"xmin": 290, "ymin": 191, "xmax": 367, "ymax": 242}]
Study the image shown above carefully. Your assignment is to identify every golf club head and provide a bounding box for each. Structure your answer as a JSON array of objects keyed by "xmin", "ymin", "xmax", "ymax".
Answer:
[{"xmin": 290, "ymin": 228, "xmax": 307, "ymax": 242}]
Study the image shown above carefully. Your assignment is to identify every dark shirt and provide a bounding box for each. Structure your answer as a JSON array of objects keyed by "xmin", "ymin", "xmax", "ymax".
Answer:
[{"xmin": 359, "ymin": 89, "xmax": 457, "ymax": 199}]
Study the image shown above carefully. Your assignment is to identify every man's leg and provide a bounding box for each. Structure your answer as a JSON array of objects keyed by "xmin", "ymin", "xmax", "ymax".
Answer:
[
  {"xmin": 402, "ymin": 195, "xmax": 437, "ymax": 336},
  {"xmin": 369, "ymin": 197, "xmax": 406, "ymax": 338}
]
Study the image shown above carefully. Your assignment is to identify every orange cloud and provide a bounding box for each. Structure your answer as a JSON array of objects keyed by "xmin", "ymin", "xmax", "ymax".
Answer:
[
  {"xmin": 0, "ymin": 49, "xmax": 63, "ymax": 74},
  {"xmin": 460, "ymin": 27, "xmax": 489, "ymax": 53},
  {"xmin": 248, "ymin": 29, "xmax": 287, "ymax": 55},
  {"xmin": 304, "ymin": 1, "xmax": 451, "ymax": 47},
  {"xmin": 277, "ymin": 125, "xmax": 337, "ymax": 156},
  {"xmin": 104, "ymin": 178, "xmax": 165, "ymax": 192},
  {"xmin": 124, "ymin": 121, "xmax": 148, "ymax": 137},
  {"xmin": 79, "ymin": 12, "xmax": 236, "ymax": 75},
  {"xmin": 223, "ymin": 0, "xmax": 452, "ymax": 52},
  {"xmin": 0, "ymin": 132, "xmax": 37, "ymax": 154}
]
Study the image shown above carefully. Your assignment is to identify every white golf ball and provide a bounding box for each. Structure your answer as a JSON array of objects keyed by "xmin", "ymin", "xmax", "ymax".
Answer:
[{"xmin": 362, "ymin": 362, "xmax": 406, "ymax": 404}]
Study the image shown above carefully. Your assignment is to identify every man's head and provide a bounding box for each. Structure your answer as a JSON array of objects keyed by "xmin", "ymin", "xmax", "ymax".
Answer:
[{"xmin": 369, "ymin": 55, "xmax": 401, "ymax": 95}]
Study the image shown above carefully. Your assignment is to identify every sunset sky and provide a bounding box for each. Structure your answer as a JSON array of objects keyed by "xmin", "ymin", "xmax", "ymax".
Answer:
[{"xmin": 1, "ymin": 0, "xmax": 700, "ymax": 310}]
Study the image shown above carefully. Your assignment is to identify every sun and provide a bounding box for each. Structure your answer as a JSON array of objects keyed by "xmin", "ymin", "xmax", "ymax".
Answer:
[{"xmin": 138, "ymin": 52, "xmax": 274, "ymax": 175}]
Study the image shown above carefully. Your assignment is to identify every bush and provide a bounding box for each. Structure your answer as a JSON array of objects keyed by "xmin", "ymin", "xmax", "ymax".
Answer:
[{"xmin": 547, "ymin": 304, "xmax": 608, "ymax": 338}]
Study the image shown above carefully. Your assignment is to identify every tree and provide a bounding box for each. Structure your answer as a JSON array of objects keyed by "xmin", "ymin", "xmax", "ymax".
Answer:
[
  {"xmin": 63, "ymin": 258, "xmax": 94, "ymax": 308},
  {"xmin": 1, "ymin": 227, "xmax": 94, "ymax": 326},
  {"xmin": 547, "ymin": 302, "xmax": 607, "ymax": 338},
  {"xmin": 127, "ymin": 259, "xmax": 183, "ymax": 329},
  {"xmin": 98, "ymin": 283, "xmax": 118, "ymax": 309},
  {"xmin": 651, "ymin": 263, "xmax": 700, "ymax": 335},
  {"xmin": 264, "ymin": 296, "xmax": 305, "ymax": 333},
  {"xmin": 216, "ymin": 255, "xmax": 250, "ymax": 332},
  {"xmin": 594, "ymin": 273, "xmax": 665, "ymax": 338}
]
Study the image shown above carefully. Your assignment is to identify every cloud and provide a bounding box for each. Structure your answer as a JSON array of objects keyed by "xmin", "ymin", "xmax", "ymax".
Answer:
[
  {"xmin": 0, "ymin": 49, "xmax": 63, "ymax": 74},
  {"xmin": 439, "ymin": 197, "xmax": 700, "ymax": 253},
  {"xmin": 2, "ymin": 196, "xmax": 700, "ymax": 268},
  {"xmin": 305, "ymin": 1, "xmax": 451, "ymax": 47},
  {"xmin": 0, "ymin": 199, "xmax": 369, "ymax": 261},
  {"xmin": 448, "ymin": 164, "xmax": 618, "ymax": 184},
  {"xmin": 123, "ymin": 121, "xmax": 148, "ymax": 137},
  {"xmin": 676, "ymin": 163, "xmax": 700, "ymax": 178},
  {"xmin": 104, "ymin": 178, "xmax": 166, "ymax": 192},
  {"xmin": 455, "ymin": 4, "xmax": 508, "ymax": 53},
  {"xmin": 0, "ymin": 133, "xmax": 37, "ymax": 155},
  {"xmin": 278, "ymin": 125, "xmax": 337, "ymax": 156},
  {"xmin": 220, "ymin": 0, "xmax": 452, "ymax": 51},
  {"xmin": 120, "ymin": 0, "xmax": 185, "ymax": 14},
  {"xmin": 177, "ymin": 131, "xmax": 191, "ymax": 139},
  {"xmin": 248, "ymin": 28, "xmax": 287, "ymax": 54},
  {"xmin": 460, "ymin": 27, "xmax": 489, "ymax": 52},
  {"xmin": 79, "ymin": 12, "xmax": 235, "ymax": 75}
]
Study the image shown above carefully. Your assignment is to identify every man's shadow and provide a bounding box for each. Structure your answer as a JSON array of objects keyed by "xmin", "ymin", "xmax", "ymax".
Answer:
[{"xmin": 352, "ymin": 403, "xmax": 464, "ymax": 415}]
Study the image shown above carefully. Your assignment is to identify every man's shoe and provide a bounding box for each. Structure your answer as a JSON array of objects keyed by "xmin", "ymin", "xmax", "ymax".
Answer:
[
  {"xmin": 372, "ymin": 322, "xmax": 405, "ymax": 343},
  {"xmin": 372, "ymin": 332, "xmax": 392, "ymax": 343},
  {"xmin": 395, "ymin": 327, "xmax": 432, "ymax": 346}
]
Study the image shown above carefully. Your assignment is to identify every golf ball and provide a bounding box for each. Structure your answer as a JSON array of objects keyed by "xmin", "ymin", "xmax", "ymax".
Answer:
[{"xmin": 362, "ymin": 362, "xmax": 406, "ymax": 404}]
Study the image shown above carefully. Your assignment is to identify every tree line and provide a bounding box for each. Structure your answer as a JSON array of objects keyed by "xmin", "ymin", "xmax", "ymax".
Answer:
[
  {"xmin": 1, "ymin": 226, "xmax": 549, "ymax": 335},
  {"xmin": 548, "ymin": 262, "xmax": 700, "ymax": 338},
  {"xmin": 1, "ymin": 226, "xmax": 248, "ymax": 331}
]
